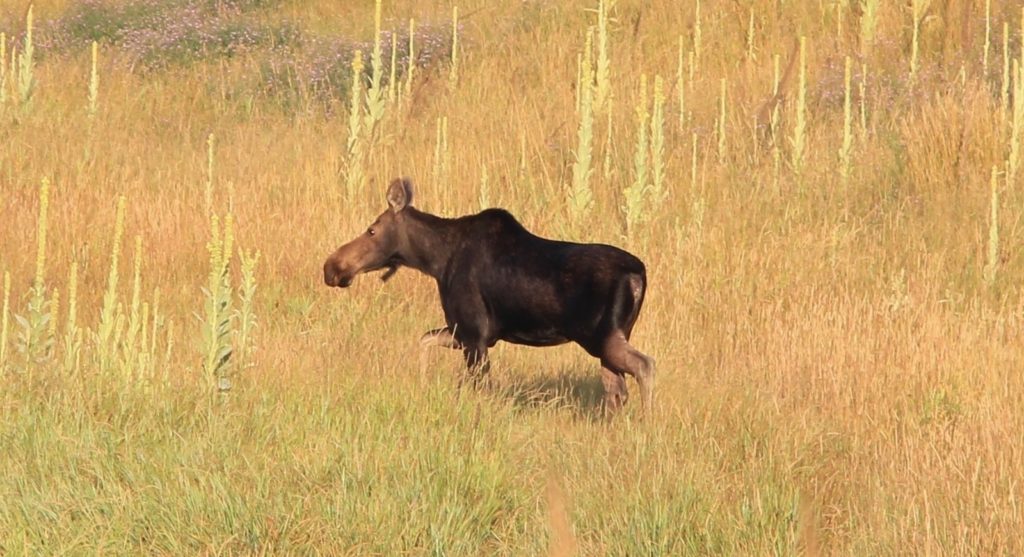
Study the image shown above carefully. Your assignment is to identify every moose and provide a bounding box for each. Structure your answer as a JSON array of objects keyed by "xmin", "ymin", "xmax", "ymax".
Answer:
[{"xmin": 323, "ymin": 178, "xmax": 655, "ymax": 412}]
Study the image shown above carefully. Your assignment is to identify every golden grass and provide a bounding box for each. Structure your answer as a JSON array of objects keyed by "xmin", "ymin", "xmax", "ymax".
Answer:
[{"xmin": 2, "ymin": 0, "xmax": 1024, "ymax": 553}]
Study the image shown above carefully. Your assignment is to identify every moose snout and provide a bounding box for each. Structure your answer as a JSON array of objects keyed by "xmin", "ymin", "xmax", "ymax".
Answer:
[{"xmin": 323, "ymin": 259, "xmax": 353, "ymax": 288}]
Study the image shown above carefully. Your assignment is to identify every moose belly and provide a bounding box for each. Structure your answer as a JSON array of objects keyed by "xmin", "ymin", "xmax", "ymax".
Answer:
[{"xmin": 500, "ymin": 329, "xmax": 569, "ymax": 347}]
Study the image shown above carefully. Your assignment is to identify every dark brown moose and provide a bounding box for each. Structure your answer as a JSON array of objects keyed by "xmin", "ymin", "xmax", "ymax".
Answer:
[{"xmin": 323, "ymin": 178, "xmax": 655, "ymax": 412}]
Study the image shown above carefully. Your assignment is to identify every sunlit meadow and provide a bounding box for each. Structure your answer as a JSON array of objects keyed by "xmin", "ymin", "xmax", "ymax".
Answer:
[{"xmin": 2, "ymin": 0, "xmax": 1024, "ymax": 554}]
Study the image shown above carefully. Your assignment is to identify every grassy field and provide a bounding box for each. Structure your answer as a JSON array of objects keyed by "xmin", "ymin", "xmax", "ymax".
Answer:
[{"xmin": 2, "ymin": 0, "xmax": 1024, "ymax": 553}]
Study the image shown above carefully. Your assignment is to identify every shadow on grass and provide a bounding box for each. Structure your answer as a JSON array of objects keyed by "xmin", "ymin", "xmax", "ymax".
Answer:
[{"xmin": 490, "ymin": 367, "xmax": 608, "ymax": 420}]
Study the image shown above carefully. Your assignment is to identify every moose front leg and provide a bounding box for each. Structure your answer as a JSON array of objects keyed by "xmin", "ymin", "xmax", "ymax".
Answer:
[
  {"xmin": 461, "ymin": 343, "xmax": 491, "ymax": 388},
  {"xmin": 419, "ymin": 327, "xmax": 463, "ymax": 349},
  {"xmin": 419, "ymin": 327, "xmax": 463, "ymax": 376}
]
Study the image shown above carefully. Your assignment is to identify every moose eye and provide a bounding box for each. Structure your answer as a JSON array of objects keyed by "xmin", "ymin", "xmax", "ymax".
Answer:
[{"xmin": 367, "ymin": 228, "xmax": 376, "ymax": 236}]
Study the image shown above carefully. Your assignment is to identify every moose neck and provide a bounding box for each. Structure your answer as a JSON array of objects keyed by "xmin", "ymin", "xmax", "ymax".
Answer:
[{"xmin": 397, "ymin": 208, "xmax": 459, "ymax": 280}]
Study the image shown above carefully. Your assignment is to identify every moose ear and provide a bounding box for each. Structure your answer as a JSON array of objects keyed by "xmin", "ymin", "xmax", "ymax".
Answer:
[{"xmin": 386, "ymin": 178, "xmax": 414, "ymax": 213}]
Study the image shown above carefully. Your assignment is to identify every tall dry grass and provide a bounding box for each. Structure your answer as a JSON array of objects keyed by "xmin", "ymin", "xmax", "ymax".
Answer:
[{"xmin": 2, "ymin": 0, "xmax": 1024, "ymax": 553}]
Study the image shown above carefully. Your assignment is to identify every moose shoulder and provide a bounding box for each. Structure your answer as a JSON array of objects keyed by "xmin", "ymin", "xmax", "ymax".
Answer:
[{"xmin": 323, "ymin": 178, "xmax": 655, "ymax": 412}]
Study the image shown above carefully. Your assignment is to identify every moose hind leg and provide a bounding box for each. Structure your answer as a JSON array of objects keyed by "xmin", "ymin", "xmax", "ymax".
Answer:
[
  {"xmin": 600, "ymin": 331, "xmax": 655, "ymax": 411},
  {"xmin": 600, "ymin": 367, "xmax": 628, "ymax": 414}
]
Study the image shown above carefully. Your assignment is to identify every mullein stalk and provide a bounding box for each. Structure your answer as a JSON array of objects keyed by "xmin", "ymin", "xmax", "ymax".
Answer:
[
  {"xmin": 519, "ymin": 132, "xmax": 529, "ymax": 180},
  {"xmin": 123, "ymin": 236, "xmax": 143, "ymax": 378},
  {"xmin": 147, "ymin": 289, "xmax": 161, "ymax": 381},
  {"xmin": 791, "ymin": 36, "xmax": 807, "ymax": 178},
  {"xmin": 138, "ymin": 301, "xmax": 150, "ymax": 381},
  {"xmin": 985, "ymin": 167, "xmax": 1000, "ymax": 286},
  {"xmin": 771, "ymin": 53, "xmax": 782, "ymax": 192},
  {"xmin": 983, "ymin": 0, "xmax": 991, "ymax": 76},
  {"xmin": 203, "ymin": 213, "xmax": 234, "ymax": 392},
  {"xmin": 32, "ymin": 178, "xmax": 49, "ymax": 300},
  {"xmin": 17, "ymin": 6, "xmax": 34, "ymax": 111},
  {"xmin": 746, "ymin": 7, "xmax": 755, "ymax": 60},
  {"xmin": 164, "ymin": 319, "xmax": 175, "ymax": 379},
  {"xmin": 839, "ymin": 56, "xmax": 853, "ymax": 186},
  {"xmin": 236, "ymin": 249, "xmax": 259, "ymax": 373},
  {"xmin": 432, "ymin": 116, "xmax": 450, "ymax": 192},
  {"xmin": 1003, "ymin": 23, "xmax": 1010, "ymax": 118},
  {"xmin": 149, "ymin": 289, "xmax": 160, "ymax": 357},
  {"xmin": 688, "ymin": 49, "xmax": 695, "ymax": 85},
  {"xmin": 690, "ymin": 134, "xmax": 705, "ymax": 242},
  {"xmin": 0, "ymin": 272, "xmax": 9, "ymax": 370},
  {"xmin": 570, "ymin": 28, "xmax": 596, "ymax": 221},
  {"xmin": 691, "ymin": 132, "xmax": 698, "ymax": 191},
  {"xmin": 650, "ymin": 76, "xmax": 666, "ymax": 203},
  {"xmin": 717, "ymin": 78, "xmax": 727, "ymax": 161},
  {"xmin": 8, "ymin": 46, "xmax": 15, "ymax": 108},
  {"xmin": 47, "ymin": 289, "xmax": 59, "ymax": 359},
  {"xmin": 18, "ymin": 178, "xmax": 52, "ymax": 367},
  {"xmin": 346, "ymin": 51, "xmax": 366, "ymax": 197},
  {"xmin": 602, "ymin": 99, "xmax": 614, "ymax": 180},
  {"xmin": 97, "ymin": 196, "xmax": 126, "ymax": 371},
  {"xmin": 404, "ymin": 19, "xmax": 415, "ymax": 102},
  {"xmin": 365, "ymin": 0, "xmax": 385, "ymax": 130},
  {"xmin": 62, "ymin": 262, "xmax": 81, "ymax": 375},
  {"xmin": 860, "ymin": 0, "xmax": 878, "ymax": 56},
  {"xmin": 347, "ymin": 51, "xmax": 364, "ymax": 155},
  {"xmin": 31, "ymin": 178, "xmax": 51, "ymax": 344},
  {"xmin": 88, "ymin": 41, "xmax": 98, "ymax": 118},
  {"xmin": 860, "ymin": 62, "xmax": 868, "ymax": 138},
  {"xmin": 0, "ymin": 33, "xmax": 7, "ymax": 107},
  {"xmin": 433, "ymin": 116, "xmax": 444, "ymax": 183},
  {"xmin": 1009, "ymin": 60, "xmax": 1023, "ymax": 188},
  {"xmin": 449, "ymin": 6, "xmax": 459, "ymax": 86},
  {"xmin": 388, "ymin": 31, "xmax": 397, "ymax": 104},
  {"xmin": 479, "ymin": 167, "xmax": 490, "ymax": 210},
  {"xmin": 623, "ymin": 76, "xmax": 650, "ymax": 237},
  {"xmin": 835, "ymin": 1, "xmax": 843, "ymax": 44},
  {"xmin": 677, "ymin": 36, "xmax": 685, "ymax": 129},
  {"xmin": 593, "ymin": 0, "xmax": 611, "ymax": 114},
  {"xmin": 693, "ymin": 0, "xmax": 702, "ymax": 74},
  {"xmin": 575, "ymin": 53, "xmax": 583, "ymax": 114},
  {"xmin": 910, "ymin": 0, "xmax": 926, "ymax": 82},
  {"xmin": 205, "ymin": 133, "xmax": 215, "ymax": 215}
]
